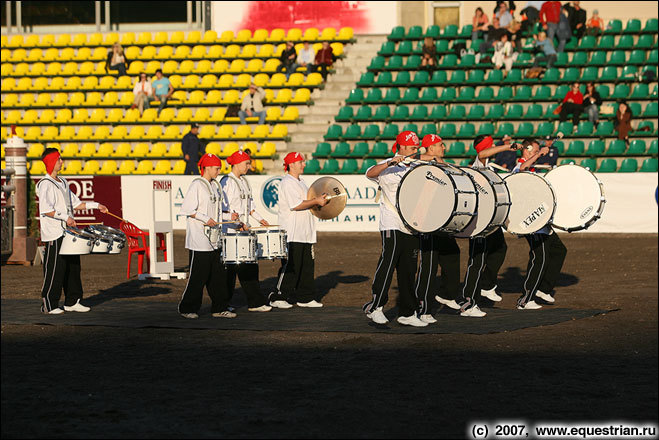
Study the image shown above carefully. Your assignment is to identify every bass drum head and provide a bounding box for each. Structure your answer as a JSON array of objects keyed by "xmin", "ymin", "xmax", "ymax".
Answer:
[
  {"xmin": 455, "ymin": 167, "xmax": 496, "ymax": 237},
  {"xmin": 504, "ymin": 172, "xmax": 555, "ymax": 235},
  {"xmin": 396, "ymin": 164, "xmax": 456, "ymax": 234},
  {"xmin": 545, "ymin": 164, "xmax": 605, "ymax": 232}
]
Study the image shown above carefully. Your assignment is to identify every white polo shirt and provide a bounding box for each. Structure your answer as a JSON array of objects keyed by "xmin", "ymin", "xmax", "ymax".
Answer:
[
  {"xmin": 278, "ymin": 174, "xmax": 316, "ymax": 244},
  {"xmin": 37, "ymin": 175, "xmax": 82, "ymax": 242},
  {"xmin": 180, "ymin": 178, "xmax": 224, "ymax": 251},
  {"xmin": 366, "ymin": 157, "xmax": 415, "ymax": 234},
  {"xmin": 221, "ymin": 173, "xmax": 263, "ymax": 232}
]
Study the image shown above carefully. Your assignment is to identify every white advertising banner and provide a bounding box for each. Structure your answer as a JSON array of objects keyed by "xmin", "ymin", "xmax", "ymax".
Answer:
[{"xmin": 121, "ymin": 173, "xmax": 658, "ymax": 234}]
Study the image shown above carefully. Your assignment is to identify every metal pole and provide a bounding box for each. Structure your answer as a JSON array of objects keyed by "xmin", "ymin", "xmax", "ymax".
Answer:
[
  {"xmin": 95, "ymin": 1, "xmax": 101, "ymax": 32},
  {"xmin": 16, "ymin": 1, "xmax": 21, "ymax": 32},
  {"xmin": 187, "ymin": 1, "xmax": 192, "ymax": 30},
  {"xmin": 6, "ymin": 1, "xmax": 12, "ymax": 34},
  {"xmin": 105, "ymin": 1, "xmax": 110, "ymax": 32},
  {"xmin": 196, "ymin": 1, "xmax": 201, "ymax": 29}
]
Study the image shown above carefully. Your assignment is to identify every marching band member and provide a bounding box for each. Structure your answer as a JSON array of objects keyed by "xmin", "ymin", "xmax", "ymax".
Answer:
[
  {"xmin": 268, "ymin": 152, "xmax": 328, "ymax": 308},
  {"xmin": 37, "ymin": 148, "xmax": 108, "ymax": 314},
  {"xmin": 178, "ymin": 153, "xmax": 236, "ymax": 319},
  {"xmin": 513, "ymin": 138, "xmax": 568, "ymax": 309},
  {"xmin": 221, "ymin": 150, "xmax": 271, "ymax": 312},
  {"xmin": 414, "ymin": 134, "xmax": 461, "ymax": 323},
  {"xmin": 363, "ymin": 131, "xmax": 428, "ymax": 327}
]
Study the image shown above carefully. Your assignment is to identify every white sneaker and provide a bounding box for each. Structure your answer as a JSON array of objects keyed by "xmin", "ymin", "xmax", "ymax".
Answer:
[
  {"xmin": 419, "ymin": 314, "xmax": 437, "ymax": 324},
  {"xmin": 45, "ymin": 307, "xmax": 64, "ymax": 315},
  {"xmin": 517, "ymin": 300, "xmax": 542, "ymax": 310},
  {"xmin": 296, "ymin": 300, "xmax": 323, "ymax": 308},
  {"xmin": 248, "ymin": 305, "xmax": 272, "ymax": 312},
  {"xmin": 180, "ymin": 312, "xmax": 199, "ymax": 319},
  {"xmin": 212, "ymin": 311, "xmax": 237, "ymax": 318},
  {"xmin": 397, "ymin": 313, "xmax": 429, "ymax": 327},
  {"xmin": 63, "ymin": 300, "xmax": 90, "ymax": 313},
  {"xmin": 366, "ymin": 307, "xmax": 388, "ymax": 324},
  {"xmin": 481, "ymin": 287, "xmax": 502, "ymax": 302},
  {"xmin": 460, "ymin": 304, "xmax": 487, "ymax": 317},
  {"xmin": 435, "ymin": 295, "xmax": 461, "ymax": 310},
  {"xmin": 270, "ymin": 300, "xmax": 293, "ymax": 309},
  {"xmin": 535, "ymin": 291, "xmax": 555, "ymax": 303}
]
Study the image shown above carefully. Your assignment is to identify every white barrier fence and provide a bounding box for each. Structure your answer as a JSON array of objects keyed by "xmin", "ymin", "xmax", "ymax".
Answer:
[{"xmin": 121, "ymin": 173, "xmax": 658, "ymax": 234}]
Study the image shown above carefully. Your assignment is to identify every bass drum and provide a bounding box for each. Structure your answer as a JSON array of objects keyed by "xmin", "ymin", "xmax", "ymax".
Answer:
[
  {"xmin": 455, "ymin": 167, "xmax": 511, "ymax": 238},
  {"xmin": 396, "ymin": 163, "xmax": 477, "ymax": 234},
  {"xmin": 504, "ymin": 172, "xmax": 556, "ymax": 235},
  {"xmin": 544, "ymin": 164, "xmax": 606, "ymax": 232}
]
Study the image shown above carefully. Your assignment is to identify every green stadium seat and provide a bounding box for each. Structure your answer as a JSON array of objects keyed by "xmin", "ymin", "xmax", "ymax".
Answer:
[
  {"xmin": 576, "ymin": 121, "xmax": 594, "ymax": 137},
  {"xmin": 609, "ymin": 50, "xmax": 627, "ymax": 65},
  {"xmin": 429, "ymin": 70, "xmax": 447, "ymax": 84},
  {"xmin": 419, "ymin": 87, "xmax": 438, "ymax": 103},
  {"xmin": 633, "ymin": 121, "xmax": 655, "ymax": 136},
  {"xmin": 338, "ymin": 158, "xmax": 359, "ymax": 174},
  {"xmin": 637, "ymin": 34, "xmax": 655, "ymax": 49},
  {"xmin": 596, "ymin": 84, "xmax": 610, "ymax": 99},
  {"xmin": 495, "ymin": 122, "xmax": 514, "ymax": 138},
  {"xmin": 477, "ymin": 122, "xmax": 494, "ymax": 136},
  {"xmin": 402, "ymin": 123, "xmax": 418, "ymax": 134},
  {"xmin": 577, "ymin": 35, "xmax": 596, "ymax": 51},
  {"xmin": 364, "ymin": 88, "xmax": 383, "ymax": 103},
  {"xmin": 534, "ymin": 85, "xmax": 552, "ymax": 100},
  {"xmin": 553, "ymin": 141, "xmax": 565, "ymax": 154},
  {"xmin": 343, "ymin": 124, "xmax": 361, "ymax": 140},
  {"xmin": 562, "ymin": 67, "xmax": 580, "ymax": 82},
  {"xmin": 448, "ymin": 105, "xmax": 466, "ymax": 119},
  {"xmin": 560, "ymin": 159, "xmax": 577, "ymax": 165},
  {"xmin": 513, "ymin": 85, "xmax": 532, "ymax": 101},
  {"xmin": 446, "ymin": 142, "xmax": 465, "ymax": 156},
  {"xmin": 411, "ymin": 105, "xmax": 428, "ymax": 120},
  {"xmin": 485, "ymin": 69, "xmax": 503, "ymax": 84},
  {"xmin": 335, "ymin": 106, "xmax": 353, "ymax": 122},
  {"xmin": 368, "ymin": 56, "xmax": 386, "ymax": 70},
  {"xmin": 396, "ymin": 40, "xmax": 413, "ymax": 55},
  {"xmin": 362, "ymin": 124, "xmax": 381, "ymax": 140},
  {"xmin": 628, "ymin": 49, "xmax": 647, "ymax": 65},
  {"xmin": 411, "ymin": 70, "xmax": 429, "ymax": 86},
  {"xmin": 618, "ymin": 158, "xmax": 638, "ymax": 172},
  {"xmin": 313, "ymin": 142, "xmax": 331, "ymax": 158},
  {"xmin": 330, "ymin": 142, "xmax": 351, "ymax": 157},
  {"xmin": 649, "ymin": 140, "xmax": 658, "ymax": 155},
  {"xmin": 346, "ymin": 88, "xmax": 364, "ymax": 104},
  {"xmin": 623, "ymin": 19, "xmax": 641, "ymax": 34},
  {"xmin": 626, "ymin": 140, "xmax": 646, "ymax": 155},
  {"xmin": 324, "ymin": 124, "xmax": 342, "ymax": 140},
  {"xmin": 443, "ymin": 24, "xmax": 459, "ymax": 38},
  {"xmin": 359, "ymin": 158, "xmax": 378, "ymax": 173},
  {"xmin": 354, "ymin": 106, "xmax": 373, "ymax": 122},
  {"xmin": 459, "ymin": 54, "xmax": 475, "ymax": 68},
  {"xmin": 580, "ymin": 158, "xmax": 597, "ymax": 171},
  {"xmin": 373, "ymin": 105, "xmax": 391, "ymax": 121},
  {"xmin": 350, "ymin": 142, "xmax": 370, "ymax": 157},
  {"xmin": 457, "ymin": 24, "xmax": 472, "ymax": 38},
  {"xmin": 535, "ymin": 122, "xmax": 554, "ymax": 138},
  {"xmin": 589, "ymin": 51, "xmax": 607, "ymax": 66},
  {"xmin": 515, "ymin": 52, "xmax": 533, "ymax": 66},
  {"xmin": 420, "ymin": 123, "xmax": 437, "ymax": 137},
  {"xmin": 457, "ymin": 86, "xmax": 475, "ymax": 101},
  {"xmin": 357, "ymin": 72, "xmax": 375, "ymax": 87},
  {"xmin": 468, "ymin": 105, "xmax": 485, "ymax": 120},
  {"xmin": 630, "ymin": 83, "xmax": 649, "ymax": 99},
  {"xmin": 503, "ymin": 69, "xmax": 522, "ymax": 83},
  {"xmin": 600, "ymin": 66, "xmax": 619, "ymax": 82},
  {"xmin": 425, "ymin": 25, "xmax": 440, "ymax": 38},
  {"xmin": 649, "ymin": 50, "xmax": 659, "ymax": 64},
  {"xmin": 406, "ymin": 26, "xmax": 423, "ymax": 40},
  {"xmin": 439, "ymin": 88, "xmax": 456, "ymax": 102},
  {"xmin": 467, "ymin": 70, "xmax": 484, "ymax": 84},
  {"xmin": 557, "ymin": 121, "xmax": 574, "ymax": 136},
  {"xmin": 639, "ymin": 158, "xmax": 658, "ymax": 172},
  {"xmin": 629, "ymin": 102, "xmax": 642, "ymax": 117},
  {"xmin": 439, "ymin": 123, "xmax": 456, "ymax": 138},
  {"xmin": 389, "ymin": 26, "xmax": 405, "ymax": 41},
  {"xmin": 597, "ymin": 159, "xmax": 618, "ymax": 173},
  {"xmin": 515, "ymin": 122, "xmax": 534, "ymax": 138},
  {"xmin": 568, "ymin": 51, "xmax": 588, "ymax": 67},
  {"xmin": 643, "ymin": 102, "xmax": 658, "ymax": 117},
  {"xmin": 643, "ymin": 18, "xmax": 658, "ymax": 33},
  {"xmin": 378, "ymin": 41, "xmax": 395, "ymax": 56},
  {"xmin": 368, "ymin": 142, "xmax": 389, "ymax": 158},
  {"xmin": 391, "ymin": 106, "xmax": 410, "ymax": 121},
  {"xmin": 383, "ymin": 88, "xmax": 401, "ymax": 103},
  {"xmin": 465, "ymin": 144, "xmax": 477, "ymax": 156},
  {"xmin": 476, "ymin": 86, "xmax": 494, "ymax": 101},
  {"xmin": 595, "ymin": 121, "xmax": 614, "ymax": 136},
  {"xmin": 487, "ymin": 104, "xmax": 504, "ymax": 120},
  {"xmin": 541, "ymin": 68, "xmax": 560, "ymax": 83},
  {"xmin": 401, "ymin": 87, "xmax": 419, "ymax": 103},
  {"xmin": 604, "ymin": 139, "xmax": 626, "ymax": 155},
  {"xmin": 496, "ymin": 86, "xmax": 513, "ymax": 101},
  {"xmin": 429, "ymin": 106, "xmax": 447, "ymax": 120},
  {"xmin": 604, "ymin": 20, "xmax": 622, "ymax": 35},
  {"xmin": 586, "ymin": 139, "xmax": 605, "ymax": 155},
  {"xmin": 380, "ymin": 123, "xmax": 399, "ymax": 139},
  {"xmin": 448, "ymin": 70, "xmax": 466, "ymax": 84},
  {"xmin": 321, "ymin": 158, "xmax": 339, "ymax": 174},
  {"xmin": 617, "ymin": 34, "xmax": 635, "ymax": 50},
  {"xmin": 375, "ymin": 71, "xmax": 393, "ymax": 86},
  {"xmin": 458, "ymin": 159, "xmax": 472, "ymax": 167},
  {"xmin": 552, "ymin": 84, "xmax": 569, "ymax": 100},
  {"xmin": 524, "ymin": 104, "xmax": 543, "ymax": 119},
  {"xmin": 404, "ymin": 55, "xmax": 421, "ymax": 69},
  {"xmin": 393, "ymin": 70, "xmax": 411, "ymax": 85},
  {"xmin": 440, "ymin": 54, "xmax": 458, "ymax": 68},
  {"xmin": 305, "ymin": 159, "xmax": 320, "ymax": 174},
  {"xmin": 581, "ymin": 66, "xmax": 599, "ymax": 82}
]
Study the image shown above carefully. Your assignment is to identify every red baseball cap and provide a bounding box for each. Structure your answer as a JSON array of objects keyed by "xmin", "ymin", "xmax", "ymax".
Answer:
[
  {"xmin": 227, "ymin": 150, "xmax": 251, "ymax": 165},
  {"xmin": 392, "ymin": 130, "xmax": 419, "ymax": 153},
  {"xmin": 421, "ymin": 134, "xmax": 443, "ymax": 149},
  {"xmin": 198, "ymin": 153, "xmax": 222, "ymax": 173},
  {"xmin": 284, "ymin": 152, "xmax": 304, "ymax": 166},
  {"xmin": 475, "ymin": 135, "xmax": 494, "ymax": 153}
]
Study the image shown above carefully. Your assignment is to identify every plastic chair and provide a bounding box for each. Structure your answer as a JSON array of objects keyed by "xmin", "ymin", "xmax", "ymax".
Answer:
[{"xmin": 120, "ymin": 220, "xmax": 167, "ymax": 279}]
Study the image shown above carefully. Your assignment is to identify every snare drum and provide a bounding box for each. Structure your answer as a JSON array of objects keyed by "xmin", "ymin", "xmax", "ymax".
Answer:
[
  {"xmin": 504, "ymin": 172, "xmax": 556, "ymax": 235},
  {"xmin": 203, "ymin": 225, "xmax": 222, "ymax": 248},
  {"xmin": 397, "ymin": 163, "xmax": 478, "ymax": 234},
  {"xmin": 88, "ymin": 225, "xmax": 126, "ymax": 254},
  {"xmin": 255, "ymin": 227, "xmax": 288, "ymax": 259},
  {"xmin": 221, "ymin": 231, "xmax": 258, "ymax": 264},
  {"xmin": 544, "ymin": 164, "xmax": 606, "ymax": 232},
  {"xmin": 60, "ymin": 228, "xmax": 96, "ymax": 255},
  {"xmin": 84, "ymin": 227, "xmax": 113, "ymax": 254},
  {"xmin": 455, "ymin": 167, "xmax": 511, "ymax": 238}
]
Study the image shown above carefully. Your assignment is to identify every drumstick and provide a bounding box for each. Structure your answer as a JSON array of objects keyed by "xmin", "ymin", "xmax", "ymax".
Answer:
[
  {"xmin": 488, "ymin": 162, "xmax": 511, "ymax": 173},
  {"xmin": 249, "ymin": 225, "xmax": 280, "ymax": 229},
  {"xmin": 77, "ymin": 222, "xmax": 103, "ymax": 226},
  {"xmin": 325, "ymin": 193, "xmax": 348, "ymax": 200},
  {"xmin": 105, "ymin": 211, "xmax": 126, "ymax": 222}
]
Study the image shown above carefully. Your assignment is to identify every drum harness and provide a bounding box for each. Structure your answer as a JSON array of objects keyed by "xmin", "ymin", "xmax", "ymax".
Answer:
[
  {"xmin": 223, "ymin": 173, "xmax": 252, "ymax": 226},
  {"xmin": 374, "ymin": 162, "xmax": 415, "ymax": 235},
  {"xmin": 195, "ymin": 177, "xmax": 223, "ymax": 248},
  {"xmin": 37, "ymin": 176, "xmax": 75, "ymax": 228}
]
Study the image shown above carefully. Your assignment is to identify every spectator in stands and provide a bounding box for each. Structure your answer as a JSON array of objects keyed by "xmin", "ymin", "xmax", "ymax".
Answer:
[
  {"xmin": 540, "ymin": 0, "xmax": 562, "ymax": 41},
  {"xmin": 130, "ymin": 72, "xmax": 153, "ymax": 116},
  {"xmin": 239, "ymin": 84, "xmax": 266, "ymax": 125},
  {"xmin": 311, "ymin": 41, "xmax": 335, "ymax": 81},
  {"xmin": 421, "ymin": 37, "xmax": 438, "ymax": 71},
  {"xmin": 556, "ymin": 5, "xmax": 572, "ymax": 52},
  {"xmin": 105, "ymin": 43, "xmax": 129, "ymax": 76},
  {"xmin": 615, "ymin": 101, "xmax": 633, "ymax": 144},
  {"xmin": 492, "ymin": 33, "xmax": 518, "ymax": 74},
  {"xmin": 520, "ymin": 1, "xmax": 545, "ymax": 34},
  {"xmin": 152, "ymin": 69, "xmax": 174, "ymax": 115},
  {"xmin": 582, "ymin": 82, "xmax": 602, "ymax": 128},
  {"xmin": 494, "ymin": 135, "xmax": 518, "ymax": 170},
  {"xmin": 495, "ymin": 2, "xmax": 514, "ymax": 29},
  {"xmin": 532, "ymin": 31, "xmax": 557, "ymax": 68},
  {"xmin": 243, "ymin": 148, "xmax": 258, "ymax": 175},
  {"xmin": 564, "ymin": 1, "xmax": 587, "ymax": 39},
  {"xmin": 585, "ymin": 9, "xmax": 604, "ymax": 36},
  {"xmin": 559, "ymin": 82, "xmax": 584, "ymax": 130},
  {"xmin": 494, "ymin": 1, "xmax": 516, "ymax": 15},
  {"xmin": 277, "ymin": 41, "xmax": 298, "ymax": 79},
  {"xmin": 297, "ymin": 41, "xmax": 315, "ymax": 76},
  {"xmin": 472, "ymin": 7, "xmax": 490, "ymax": 42},
  {"xmin": 536, "ymin": 135, "xmax": 560, "ymax": 167},
  {"xmin": 182, "ymin": 123, "xmax": 202, "ymax": 175}
]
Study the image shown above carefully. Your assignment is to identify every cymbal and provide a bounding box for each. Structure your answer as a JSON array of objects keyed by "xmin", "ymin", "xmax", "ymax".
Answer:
[{"xmin": 307, "ymin": 176, "xmax": 347, "ymax": 220}]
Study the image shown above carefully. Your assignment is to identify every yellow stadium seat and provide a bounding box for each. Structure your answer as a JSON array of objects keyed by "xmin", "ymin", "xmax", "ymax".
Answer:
[
  {"xmin": 89, "ymin": 108, "xmax": 106, "ymax": 123},
  {"xmin": 127, "ymin": 126, "xmax": 145, "ymax": 140},
  {"xmin": 19, "ymin": 93, "xmax": 36, "ymax": 107},
  {"xmin": 96, "ymin": 143, "xmax": 114, "ymax": 157},
  {"xmin": 27, "ymin": 143, "xmax": 45, "ymax": 158},
  {"xmin": 153, "ymin": 160, "xmax": 171, "ymax": 174},
  {"xmin": 331, "ymin": 42, "xmax": 344, "ymax": 57},
  {"xmin": 211, "ymin": 60, "xmax": 229, "ymax": 74},
  {"xmin": 53, "ymin": 109, "xmax": 72, "ymax": 124},
  {"xmin": 72, "ymin": 47, "xmax": 90, "ymax": 61},
  {"xmin": 141, "ymin": 108, "xmax": 158, "ymax": 122},
  {"xmin": 140, "ymin": 46, "xmax": 157, "ymax": 60},
  {"xmin": 17, "ymin": 78, "xmax": 34, "ymax": 91},
  {"xmin": 286, "ymin": 73, "xmax": 305, "ymax": 87},
  {"xmin": 82, "ymin": 91, "xmax": 102, "ymax": 106},
  {"xmin": 240, "ymin": 44, "xmax": 257, "ymax": 59},
  {"xmin": 79, "ymin": 143, "xmax": 96, "ymax": 157},
  {"xmin": 39, "ymin": 34, "xmax": 55, "ymax": 47},
  {"xmin": 203, "ymin": 89, "xmax": 222, "ymax": 105},
  {"xmin": 303, "ymin": 72, "xmax": 323, "ymax": 87},
  {"xmin": 172, "ymin": 160, "xmax": 185, "ymax": 174},
  {"xmin": 1, "ymin": 77, "xmax": 16, "ymax": 91},
  {"xmin": 125, "ymin": 46, "xmax": 140, "ymax": 59},
  {"xmin": 3, "ymin": 109, "xmax": 21, "ymax": 124},
  {"xmin": 281, "ymin": 106, "xmax": 299, "ymax": 122},
  {"xmin": 245, "ymin": 59, "xmax": 263, "ymax": 73},
  {"xmin": 9, "ymin": 48, "xmax": 27, "ymax": 63},
  {"xmin": 216, "ymin": 30, "xmax": 232, "ymax": 44},
  {"xmin": 23, "ymin": 34, "xmax": 39, "ymax": 46},
  {"xmin": 312, "ymin": 42, "xmax": 323, "ymax": 53},
  {"xmin": 192, "ymin": 59, "xmax": 211, "ymax": 74},
  {"xmin": 130, "ymin": 143, "xmax": 149, "ymax": 157},
  {"xmin": 127, "ymin": 60, "xmax": 144, "ymax": 75},
  {"xmin": 251, "ymin": 29, "xmax": 269, "ymax": 43},
  {"xmin": 181, "ymin": 74, "xmax": 200, "ymax": 89},
  {"xmin": 268, "ymin": 73, "xmax": 287, "ymax": 87},
  {"xmin": 198, "ymin": 125, "xmax": 215, "ymax": 139},
  {"xmin": 117, "ymin": 160, "xmax": 136, "ymax": 174},
  {"xmin": 178, "ymin": 60, "xmax": 195, "ymax": 74},
  {"xmin": 120, "ymin": 33, "xmax": 135, "ymax": 46},
  {"xmin": 292, "ymin": 88, "xmax": 311, "ymax": 103},
  {"xmin": 113, "ymin": 143, "xmax": 132, "ymax": 157},
  {"xmin": 184, "ymin": 31, "xmax": 201, "ymax": 44},
  {"xmin": 71, "ymin": 108, "xmax": 89, "ymax": 123},
  {"xmin": 234, "ymin": 125, "xmax": 251, "ymax": 139},
  {"xmin": 222, "ymin": 142, "xmax": 240, "ymax": 156},
  {"xmin": 91, "ymin": 126, "xmax": 110, "ymax": 141},
  {"xmin": 80, "ymin": 160, "xmax": 100, "ymax": 175},
  {"xmin": 220, "ymin": 89, "xmax": 240, "ymax": 104},
  {"xmin": 242, "ymin": 141, "xmax": 258, "ymax": 155},
  {"xmin": 169, "ymin": 31, "xmax": 184, "ymax": 44},
  {"xmin": 31, "ymin": 77, "xmax": 48, "ymax": 91},
  {"xmin": 61, "ymin": 143, "xmax": 79, "ymax": 158},
  {"xmin": 75, "ymin": 126, "xmax": 93, "ymax": 141},
  {"xmin": 86, "ymin": 32, "xmax": 103, "ymax": 46},
  {"xmin": 217, "ymin": 74, "xmax": 233, "ymax": 88},
  {"xmin": 7, "ymin": 35, "xmax": 23, "ymax": 48},
  {"xmin": 270, "ymin": 124, "xmax": 288, "ymax": 138},
  {"xmin": 263, "ymin": 58, "xmax": 281, "ymax": 73},
  {"xmin": 63, "ymin": 76, "xmax": 81, "ymax": 91},
  {"xmin": 145, "ymin": 126, "xmax": 163, "ymax": 139},
  {"xmin": 266, "ymin": 107, "xmax": 281, "ymax": 121},
  {"xmin": 234, "ymin": 73, "xmax": 251, "ymax": 88},
  {"xmin": 61, "ymin": 160, "xmax": 82, "ymax": 175},
  {"xmin": 103, "ymin": 33, "xmax": 119, "ymax": 46},
  {"xmin": 98, "ymin": 76, "xmax": 115, "ymax": 89},
  {"xmin": 34, "ymin": 93, "xmax": 50, "ymax": 107},
  {"xmin": 304, "ymin": 28, "xmax": 320, "ymax": 41},
  {"xmin": 173, "ymin": 45, "xmax": 191, "ymax": 59},
  {"xmin": 338, "ymin": 27, "xmax": 354, "ymax": 41},
  {"xmin": 109, "ymin": 126, "xmax": 128, "ymax": 140},
  {"xmin": 93, "ymin": 61, "xmax": 107, "ymax": 75},
  {"xmin": 256, "ymin": 141, "xmax": 276, "ymax": 157},
  {"xmin": 202, "ymin": 45, "xmax": 221, "ymax": 59},
  {"xmin": 173, "ymin": 107, "xmax": 193, "ymax": 123},
  {"xmin": 268, "ymin": 29, "xmax": 285, "ymax": 42},
  {"xmin": 235, "ymin": 29, "xmax": 252, "ymax": 43},
  {"xmin": 136, "ymin": 32, "xmax": 151, "ymax": 45},
  {"xmin": 30, "ymin": 62, "xmax": 46, "ymax": 76},
  {"xmin": 256, "ymin": 44, "xmax": 274, "ymax": 59},
  {"xmin": 320, "ymin": 27, "xmax": 338, "ymax": 41},
  {"xmin": 22, "ymin": 109, "xmax": 39, "ymax": 123},
  {"xmin": 156, "ymin": 45, "xmax": 173, "ymax": 60},
  {"xmin": 191, "ymin": 45, "xmax": 206, "ymax": 58},
  {"xmin": 167, "ymin": 74, "xmax": 182, "ymax": 89},
  {"xmin": 0, "ymin": 48, "xmax": 9, "ymax": 63},
  {"xmin": 62, "ymin": 61, "xmax": 79, "ymax": 75},
  {"xmin": 199, "ymin": 74, "xmax": 216, "ymax": 89},
  {"xmin": 152, "ymin": 32, "xmax": 168, "ymax": 45},
  {"xmin": 144, "ymin": 60, "xmax": 160, "ymax": 74},
  {"xmin": 264, "ymin": 89, "xmax": 275, "ymax": 103},
  {"xmin": 90, "ymin": 47, "xmax": 106, "ymax": 61},
  {"xmin": 135, "ymin": 160, "xmax": 153, "ymax": 174},
  {"xmin": 210, "ymin": 108, "xmax": 226, "ymax": 122},
  {"xmin": 222, "ymin": 44, "xmax": 240, "ymax": 59},
  {"xmin": 202, "ymin": 30, "xmax": 219, "ymax": 43},
  {"xmin": 167, "ymin": 144, "xmax": 183, "ymax": 157},
  {"xmin": 46, "ymin": 77, "xmax": 65, "ymax": 91},
  {"xmin": 3, "ymin": 94, "xmax": 19, "ymax": 107},
  {"xmin": 274, "ymin": 43, "xmax": 286, "ymax": 57},
  {"xmin": 106, "ymin": 108, "xmax": 123, "ymax": 123},
  {"xmin": 118, "ymin": 92, "xmax": 135, "ymax": 107},
  {"xmin": 41, "ymin": 48, "xmax": 59, "ymax": 62},
  {"xmin": 217, "ymin": 125, "xmax": 234, "ymax": 139},
  {"xmin": 29, "ymin": 161, "xmax": 47, "ymax": 175},
  {"xmin": 148, "ymin": 142, "xmax": 167, "ymax": 157},
  {"xmin": 58, "ymin": 126, "xmax": 76, "ymax": 142},
  {"xmin": 273, "ymin": 88, "xmax": 292, "ymax": 103},
  {"xmin": 157, "ymin": 108, "xmax": 176, "ymax": 123},
  {"xmin": 252, "ymin": 73, "xmax": 269, "ymax": 88},
  {"xmin": 71, "ymin": 33, "xmax": 87, "ymax": 46},
  {"xmin": 79, "ymin": 75, "xmax": 97, "ymax": 90},
  {"xmin": 162, "ymin": 59, "xmax": 178, "ymax": 75},
  {"xmin": 26, "ymin": 48, "xmax": 43, "ymax": 62},
  {"xmin": 252, "ymin": 125, "xmax": 270, "ymax": 139},
  {"xmin": 162, "ymin": 125, "xmax": 181, "ymax": 139},
  {"xmin": 100, "ymin": 91, "xmax": 118, "ymax": 106},
  {"xmin": 220, "ymin": 159, "xmax": 230, "ymax": 174},
  {"xmin": 98, "ymin": 160, "xmax": 118, "ymax": 175},
  {"xmin": 287, "ymin": 28, "xmax": 302, "ymax": 41},
  {"xmin": 205, "ymin": 142, "xmax": 222, "ymax": 156}
]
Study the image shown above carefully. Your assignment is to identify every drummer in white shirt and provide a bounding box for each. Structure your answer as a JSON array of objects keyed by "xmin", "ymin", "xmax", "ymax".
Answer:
[
  {"xmin": 363, "ymin": 131, "xmax": 428, "ymax": 327},
  {"xmin": 268, "ymin": 152, "xmax": 328, "ymax": 309},
  {"xmin": 37, "ymin": 148, "xmax": 108, "ymax": 314},
  {"xmin": 513, "ymin": 138, "xmax": 567, "ymax": 309},
  {"xmin": 178, "ymin": 153, "xmax": 237, "ymax": 319},
  {"xmin": 221, "ymin": 150, "xmax": 271, "ymax": 312}
]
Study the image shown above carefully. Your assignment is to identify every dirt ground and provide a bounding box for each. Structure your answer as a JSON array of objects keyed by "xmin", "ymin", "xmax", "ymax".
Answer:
[{"xmin": 2, "ymin": 232, "xmax": 657, "ymax": 439}]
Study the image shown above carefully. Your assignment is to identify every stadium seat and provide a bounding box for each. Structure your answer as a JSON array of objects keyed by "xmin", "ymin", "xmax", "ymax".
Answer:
[
  {"xmin": 380, "ymin": 124, "xmax": 399, "ymax": 140},
  {"xmin": 486, "ymin": 104, "xmax": 504, "ymax": 120},
  {"xmin": 626, "ymin": 140, "xmax": 646, "ymax": 155},
  {"xmin": 640, "ymin": 158, "xmax": 658, "ymax": 172},
  {"xmin": 373, "ymin": 105, "xmax": 391, "ymax": 121},
  {"xmin": 439, "ymin": 123, "xmax": 456, "ymax": 139},
  {"xmin": 350, "ymin": 143, "xmax": 370, "ymax": 158},
  {"xmin": 467, "ymin": 105, "xmax": 485, "ymax": 120},
  {"xmin": 623, "ymin": 18, "xmax": 641, "ymax": 33},
  {"xmin": 515, "ymin": 123, "xmax": 534, "ymax": 138},
  {"xmin": 354, "ymin": 106, "xmax": 373, "ymax": 122},
  {"xmin": 324, "ymin": 125, "xmax": 343, "ymax": 140},
  {"xmin": 586, "ymin": 139, "xmax": 606, "ymax": 155},
  {"xmin": 595, "ymin": 121, "xmax": 614, "ymax": 136},
  {"xmin": 330, "ymin": 142, "xmax": 351, "ymax": 158},
  {"xmin": 618, "ymin": 158, "xmax": 638, "ymax": 173},
  {"xmin": 304, "ymin": 159, "xmax": 320, "ymax": 174},
  {"xmin": 505, "ymin": 104, "xmax": 524, "ymax": 119},
  {"xmin": 313, "ymin": 143, "xmax": 332, "ymax": 158},
  {"xmin": 321, "ymin": 158, "xmax": 339, "ymax": 174},
  {"xmin": 368, "ymin": 142, "xmax": 390, "ymax": 158},
  {"xmin": 579, "ymin": 158, "xmax": 597, "ymax": 171},
  {"xmin": 597, "ymin": 159, "xmax": 617, "ymax": 173},
  {"xmin": 361, "ymin": 124, "xmax": 380, "ymax": 140}
]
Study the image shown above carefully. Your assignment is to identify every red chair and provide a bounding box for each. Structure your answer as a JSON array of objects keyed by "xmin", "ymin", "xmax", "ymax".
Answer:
[{"xmin": 120, "ymin": 220, "xmax": 167, "ymax": 279}]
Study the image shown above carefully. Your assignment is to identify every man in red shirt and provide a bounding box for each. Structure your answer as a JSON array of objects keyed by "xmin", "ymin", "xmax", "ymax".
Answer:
[
  {"xmin": 540, "ymin": 1, "xmax": 562, "ymax": 42},
  {"xmin": 311, "ymin": 41, "xmax": 335, "ymax": 81},
  {"xmin": 559, "ymin": 82, "xmax": 584, "ymax": 130}
]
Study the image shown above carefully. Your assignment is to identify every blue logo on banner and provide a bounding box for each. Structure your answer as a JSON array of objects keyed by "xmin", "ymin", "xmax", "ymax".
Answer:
[{"xmin": 262, "ymin": 176, "xmax": 282, "ymax": 214}]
